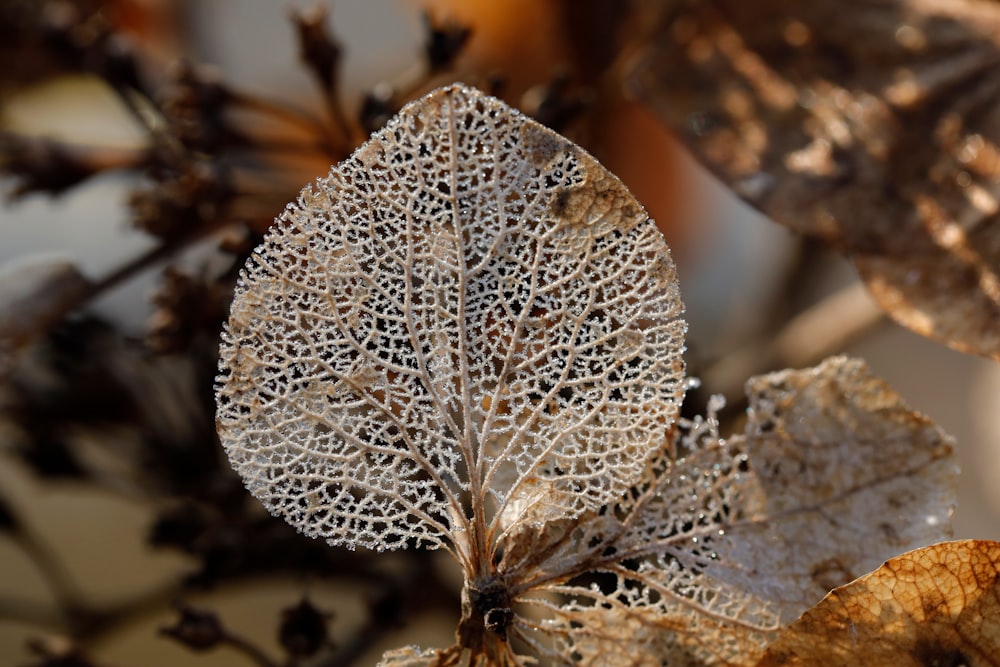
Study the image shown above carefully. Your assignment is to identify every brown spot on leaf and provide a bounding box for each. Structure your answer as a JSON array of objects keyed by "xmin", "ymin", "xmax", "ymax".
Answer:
[
  {"xmin": 521, "ymin": 122, "xmax": 568, "ymax": 167},
  {"xmin": 552, "ymin": 187, "xmax": 571, "ymax": 214},
  {"xmin": 912, "ymin": 642, "xmax": 973, "ymax": 667}
]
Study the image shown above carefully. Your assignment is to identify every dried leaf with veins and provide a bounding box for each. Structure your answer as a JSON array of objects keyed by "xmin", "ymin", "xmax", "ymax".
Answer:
[
  {"xmin": 482, "ymin": 356, "xmax": 955, "ymax": 666},
  {"xmin": 632, "ymin": 0, "xmax": 1000, "ymax": 359},
  {"xmin": 215, "ymin": 85, "xmax": 957, "ymax": 665},
  {"xmin": 757, "ymin": 540, "xmax": 1000, "ymax": 666},
  {"xmin": 217, "ymin": 83, "xmax": 686, "ymax": 663},
  {"xmin": 707, "ymin": 357, "xmax": 957, "ymax": 622}
]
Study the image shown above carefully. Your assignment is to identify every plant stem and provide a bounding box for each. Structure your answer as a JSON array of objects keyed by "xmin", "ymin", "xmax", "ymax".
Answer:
[{"xmin": 702, "ymin": 280, "xmax": 885, "ymax": 403}]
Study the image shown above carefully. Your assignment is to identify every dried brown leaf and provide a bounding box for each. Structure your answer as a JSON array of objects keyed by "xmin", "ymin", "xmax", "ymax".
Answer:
[
  {"xmin": 756, "ymin": 540, "xmax": 1000, "ymax": 667},
  {"xmin": 633, "ymin": 0, "xmax": 1000, "ymax": 359},
  {"xmin": 711, "ymin": 356, "xmax": 958, "ymax": 622}
]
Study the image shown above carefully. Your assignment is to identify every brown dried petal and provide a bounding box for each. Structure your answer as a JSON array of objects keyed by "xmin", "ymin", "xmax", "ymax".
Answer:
[
  {"xmin": 291, "ymin": 6, "xmax": 342, "ymax": 95},
  {"xmin": 1, "ymin": 132, "xmax": 104, "ymax": 197},
  {"xmin": 756, "ymin": 540, "xmax": 1000, "ymax": 667},
  {"xmin": 146, "ymin": 265, "xmax": 230, "ymax": 353},
  {"xmin": 633, "ymin": 0, "xmax": 1000, "ymax": 359},
  {"xmin": 160, "ymin": 603, "xmax": 225, "ymax": 651},
  {"xmin": 279, "ymin": 598, "xmax": 331, "ymax": 658},
  {"xmin": 711, "ymin": 356, "xmax": 958, "ymax": 622},
  {"xmin": 423, "ymin": 11, "xmax": 472, "ymax": 73}
]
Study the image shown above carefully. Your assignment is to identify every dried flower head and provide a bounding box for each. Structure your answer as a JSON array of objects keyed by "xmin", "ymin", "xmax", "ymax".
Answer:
[{"xmin": 215, "ymin": 84, "xmax": 956, "ymax": 665}]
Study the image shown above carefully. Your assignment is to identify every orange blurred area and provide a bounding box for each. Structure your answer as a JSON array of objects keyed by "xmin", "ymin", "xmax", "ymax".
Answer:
[
  {"xmin": 103, "ymin": 0, "xmax": 184, "ymax": 61},
  {"xmin": 596, "ymin": 98, "xmax": 696, "ymax": 258},
  {"xmin": 416, "ymin": 0, "xmax": 571, "ymax": 96},
  {"xmin": 414, "ymin": 0, "xmax": 698, "ymax": 256}
]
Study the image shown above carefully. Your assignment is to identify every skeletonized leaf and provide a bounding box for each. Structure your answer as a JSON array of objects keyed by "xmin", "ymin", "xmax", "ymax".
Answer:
[
  {"xmin": 215, "ymin": 84, "xmax": 686, "ymax": 558},
  {"xmin": 633, "ymin": 0, "xmax": 1000, "ymax": 359},
  {"xmin": 216, "ymin": 84, "xmax": 961, "ymax": 666},
  {"xmin": 757, "ymin": 540, "xmax": 1000, "ymax": 666},
  {"xmin": 378, "ymin": 646, "xmax": 462, "ymax": 667},
  {"xmin": 489, "ymin": 357, "xmax": 956, "ymax": 666}
]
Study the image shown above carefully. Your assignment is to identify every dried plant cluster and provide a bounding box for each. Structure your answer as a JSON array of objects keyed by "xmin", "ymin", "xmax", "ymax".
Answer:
[
  {"xmin": 0, "ymin": 3, "xmax": 491, "ymax": 666},
  {"xmin": 3, "ymin": 2, "xmax": 1000, "ymax": 667},
  {"xmin": 216, "ymin": 85, "xmax": 986, "ymax": 666}
]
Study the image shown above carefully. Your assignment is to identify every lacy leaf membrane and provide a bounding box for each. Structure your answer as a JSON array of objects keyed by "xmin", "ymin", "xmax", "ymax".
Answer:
[
  {"xmin": 495, "ymin": 357, "xmax": 955, "ymax": 666},
  {"xmin": 215, "ymin": 83, "xmax": 686, "ymax": 559},
  {"xmin": 216, "ymin": 84, "xmax": 958, "ymax": 666}
]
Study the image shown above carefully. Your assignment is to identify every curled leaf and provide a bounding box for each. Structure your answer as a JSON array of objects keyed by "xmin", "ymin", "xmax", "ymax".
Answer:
[
  {"xmin": 633, "ymin": 0, "xmax": 1000, "ymax": 359},
  {"xmin": 757, "ymin": 540, "xmax": 1000, "ymax": 666}
]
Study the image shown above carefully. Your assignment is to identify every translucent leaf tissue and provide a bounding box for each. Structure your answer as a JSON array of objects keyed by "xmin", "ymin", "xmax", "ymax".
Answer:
[{"xmin": 216, "ymin": 84, "xmax": 961, "ymax": 666}]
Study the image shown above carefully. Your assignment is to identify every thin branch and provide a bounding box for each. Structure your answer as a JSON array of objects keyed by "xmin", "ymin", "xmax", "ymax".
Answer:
[
  {"xmin": 7, "ymin": 522, "xmax": 85, "ymax": 617},
  {"xmin": 702, "ymin": 280, "xmax": 885, "ymax": 404},
  {"xmin": 228, "ymin": 90, "xmax": 345, "ymax": 158}
]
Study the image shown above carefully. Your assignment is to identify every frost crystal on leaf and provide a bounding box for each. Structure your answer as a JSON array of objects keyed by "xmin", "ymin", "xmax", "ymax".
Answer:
[
  {"xmin": 216, "ymin": 85, "xmax": 958, "ymax": 666},
  {"xmin": 216, "ymin": 84, "xmax": 685, "ymax": 565}
]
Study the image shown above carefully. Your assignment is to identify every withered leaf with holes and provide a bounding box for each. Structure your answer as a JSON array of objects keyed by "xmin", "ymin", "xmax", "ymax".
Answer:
[
  {"xmin": 756, "ymin": 540, "xmax": 1000, "ymax": 666},
  {"xmin": 632, "ymin": 0, "xmax": 1000, "ymax": 359},
  {"xmin": 216, "ymin": 85, "xmax": 958, "ymax": 666}
]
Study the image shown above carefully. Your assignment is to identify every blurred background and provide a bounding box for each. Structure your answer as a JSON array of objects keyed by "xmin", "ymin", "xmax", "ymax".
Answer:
[{"xmin": 1, "ymin": 1, "xmax": 998, "ymax": 665}]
